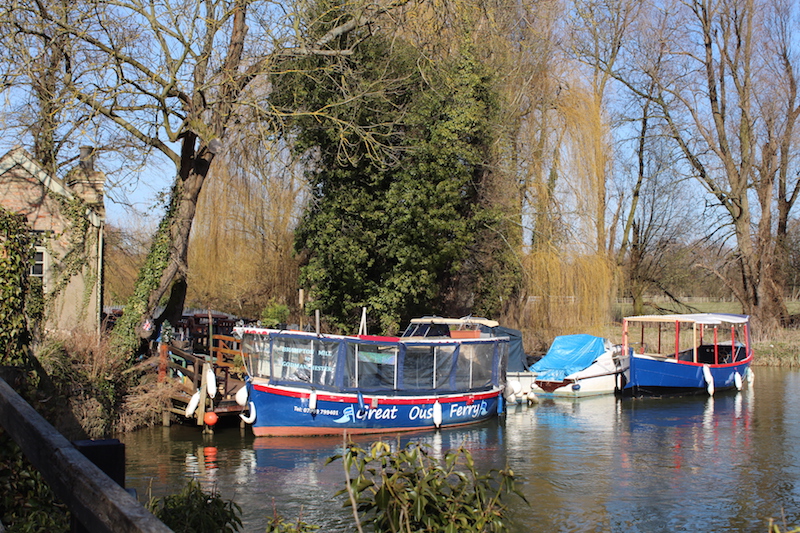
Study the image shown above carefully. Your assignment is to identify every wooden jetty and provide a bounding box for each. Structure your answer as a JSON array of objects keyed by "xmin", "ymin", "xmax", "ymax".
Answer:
[{"xmin": 162, "ymin": 333, "xmax": 247, "ymax": 428}]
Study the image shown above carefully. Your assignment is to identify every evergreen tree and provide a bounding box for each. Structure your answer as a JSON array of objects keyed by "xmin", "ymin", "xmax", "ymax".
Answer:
[{"xmin": 274, "ymin": 7, "xmax": 517, "ymax": 333}]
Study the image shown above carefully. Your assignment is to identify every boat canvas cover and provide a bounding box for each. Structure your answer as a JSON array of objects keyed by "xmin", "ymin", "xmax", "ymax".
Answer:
[
  {"xmin": 481, "ymin": 325, "xmax": 525, "ymax": 372},
  {"xmin": 530, "ymin": 334, "xmax": 607, "ymax": 382}
]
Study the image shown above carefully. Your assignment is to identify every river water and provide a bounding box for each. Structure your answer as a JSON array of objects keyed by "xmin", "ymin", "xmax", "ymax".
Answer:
[{"xmin": 121, "ymin": 367, "xmax": 800, "ymax": 532}]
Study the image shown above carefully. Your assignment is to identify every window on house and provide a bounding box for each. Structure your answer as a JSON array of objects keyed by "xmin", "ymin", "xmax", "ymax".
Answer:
[{"xmin": 30, "ymin": 246, "xmax": 46, "ymax": 277}]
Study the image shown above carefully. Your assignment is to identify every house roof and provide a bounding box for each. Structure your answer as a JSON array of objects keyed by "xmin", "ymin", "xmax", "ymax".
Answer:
[{"xmin": 0, "ymin": 147, "xmax": 102, "ymax": 228}]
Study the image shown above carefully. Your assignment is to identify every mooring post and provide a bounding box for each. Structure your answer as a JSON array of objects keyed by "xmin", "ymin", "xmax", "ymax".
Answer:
[{"xmin": 157, "ymin": 342, "xmax": 168, "ymax": 383}]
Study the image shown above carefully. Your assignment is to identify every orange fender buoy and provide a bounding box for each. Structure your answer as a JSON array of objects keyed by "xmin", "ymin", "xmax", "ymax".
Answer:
[{"xmin": 204, "ymin": 411, "xmax": 219, "ymax": 426}]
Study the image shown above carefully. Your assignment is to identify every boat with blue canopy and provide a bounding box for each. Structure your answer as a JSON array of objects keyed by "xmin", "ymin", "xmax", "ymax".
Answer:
[
  {"xmin": 526, "ymin": 334, "xmax": 628, "ymax": 398},
  {"xmin": 233, "ymin": 316, "xmax": 511, "ymax": 437}
]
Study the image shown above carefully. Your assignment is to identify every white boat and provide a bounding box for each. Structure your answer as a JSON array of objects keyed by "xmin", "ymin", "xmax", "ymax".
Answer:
[{"xmin": 513, "ymin": 334, "xmax": 628, "ymax": 399}]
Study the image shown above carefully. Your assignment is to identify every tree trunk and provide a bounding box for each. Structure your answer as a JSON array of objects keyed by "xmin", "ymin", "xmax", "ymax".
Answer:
[{"xmin": 133, "ymin": 136, "xmax": 214, "ymax": 340}]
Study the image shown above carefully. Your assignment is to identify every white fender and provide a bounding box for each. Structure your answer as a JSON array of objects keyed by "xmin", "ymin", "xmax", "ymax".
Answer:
[
  {"xmin": 309, "ymin": 390, "xmax": 318, "ymax": 411},
  {"xmin": 702, "ymin": 364, "xmax": 714, "ymax": 396},
  {"xmin": 734, "ymin": 371, "xmax": 743, "ymax": 391},
  {"xmin": 206, "ymin": 366, "xmax": 217, "ymax": 399},
  {"xmin": 509, "ymin": 379, "xmax": 522, "ymax": 396},
  {"xmin": 746, "ymin": 367, "xmax": 755, "ymax": 385},
  {"xmin": 235, "ymin": 385, "xmax": 248, "ymax": 407},
  {"xmin": 239, "ymin": 401, "xmax": 256, "ymax": 424},
  {"xmin": 507, "ymin": 393, "xmax": 517, "ymax": 405},
  {"xmin": 432, "ymin": 400, "xmax": 443, "ymax": 428},
  {"xmin": 185, "ymin": 390, "xmax": 201, "ymax": 418},
  {"xmin": 527, "ymin": 391, "xmax": 539, "ymax": 405}
]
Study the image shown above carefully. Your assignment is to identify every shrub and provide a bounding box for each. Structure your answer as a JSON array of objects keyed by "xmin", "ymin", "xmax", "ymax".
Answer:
[
  {"xmin": 0, "ymin": 428, "xmax": 69, "ymax": 533},
  {"xmin": 261, "ymin": 300, "xmax": 290, "ymax": 328},
  {"xmin": 147, "ymin": 479, "xmax": 242, "ymax": 533},
  {"xmin": 328, "ymin": 440, "xmax": 526, "ymax": 533},
  {"xmin": 265, "ymin": 511, "xmax": 320, "ymax": 533}
]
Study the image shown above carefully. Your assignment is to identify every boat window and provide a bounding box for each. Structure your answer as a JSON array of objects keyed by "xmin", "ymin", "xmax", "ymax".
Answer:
[
  {"xmin": 398, "ymin": 344, "xmax": 457, "ymax": 390},
  {"xmin": 271, "ymin": 336, "xmax": 338, "ymax": 387},
  {"xmin": 345, "ymin": 342, "xmax": 398, "ymax": 390},
  {"xmin": 241, "ymin": 333, "xmax": 272, "ymax": 378},
  {"xmin": 401, "ymin": 345, "xmax": 442, "ymax": 390},
  {"xmin": 401, "ymin": 323, "xmax": 452, "ymax": 338},
  {"xmin": 454, "ymin": 343, "xmax": 495, "ymax": 390}
]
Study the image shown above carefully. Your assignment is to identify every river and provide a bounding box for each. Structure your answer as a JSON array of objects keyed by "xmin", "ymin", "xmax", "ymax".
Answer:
[{"xmin": 121, "ymin": 367, "xmax": 800, "ymax": 532}]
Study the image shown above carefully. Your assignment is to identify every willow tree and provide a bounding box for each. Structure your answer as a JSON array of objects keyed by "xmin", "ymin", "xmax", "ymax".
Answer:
[
  {"xmin": 456, "ymin": 0, "xmax": 623, "ymax": 341},
  {"xmin": 2, "ymin": 0, "xmax": 411, "ymax": 355},
  {"xmin": 186, "ymin": 143, "xmax": 305, "ymax": 319}
]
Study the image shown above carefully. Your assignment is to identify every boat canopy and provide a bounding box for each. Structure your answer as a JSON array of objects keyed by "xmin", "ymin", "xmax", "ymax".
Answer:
[
  {"xmin": 623, "ymin": 313, "xmax": 750, "ymax": 325},
  {"xmin": 406, "ymin": 316, "xmax": 500, "ymax": 328},
  {"xmin": 530, "ymin": 334, "xmax": 608, "ymax": 382},
  {"xmin": 401, "ymin": 316, "xmax": 526, "ymax": 373}
]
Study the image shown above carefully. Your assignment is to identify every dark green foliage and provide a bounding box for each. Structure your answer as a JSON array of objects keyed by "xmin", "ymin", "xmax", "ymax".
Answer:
[
  {"xmin": 273, "ymin": 1, "xmax": 516, "ymax": 333},
  {"xmin": 147, "ymin": 479, "xmax": 242, "ymax": 533},
  {"xmin": 0, "ymin": 428, "xmax": 69, "ymax": 533},
  {"xmin": 0, "ymin": 207, "xmax": 34, "ymax": 367},
  {"xmin": 262, "ymin": 299, "xmax": 291, "ymax": 328},
  {"xmin": 328, "ymin": 440, "xmax": 526, "ymax": 533}
]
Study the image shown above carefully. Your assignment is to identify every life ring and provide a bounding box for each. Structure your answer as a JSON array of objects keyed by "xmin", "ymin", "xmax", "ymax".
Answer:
[
  {"xmin": 240, "ymin": 401, "xmax": 256, "ymax": 424},
  {"xmin": 185, "ymin": 390, "xmax": 201, "ymax": 418}
]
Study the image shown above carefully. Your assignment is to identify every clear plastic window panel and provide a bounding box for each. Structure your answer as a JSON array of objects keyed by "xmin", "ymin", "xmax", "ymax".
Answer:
[
  {"xmin": 271, "ymin": 336, "xmax": 338, "ymax": 387},
  {"xmin": 454, "ymin": 342, "xmax": 495, "ymax": 390},
  {"xmin": 241, "ymin": 333, "xmax": 272, "ymax": 378},
  {"xmin": 401, "ymin": 345, "xmax": 436, "ymax": 390},
  {"xmin": 345, "ymin": 342, "xmax": 398, "ymax": 390},
  {"xmin": 434, "ymin": 346, "xmax": 455, "ymax": 390}
]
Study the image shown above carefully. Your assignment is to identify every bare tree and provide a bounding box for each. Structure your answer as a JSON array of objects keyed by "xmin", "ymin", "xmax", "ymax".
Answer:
[
  {"xmin": 2, "ymin": 0, "xmax": 410, "ymax": 353},
  {"xmin": 586, "ymin": 0, "xmax": 800, "ymax": 333}
]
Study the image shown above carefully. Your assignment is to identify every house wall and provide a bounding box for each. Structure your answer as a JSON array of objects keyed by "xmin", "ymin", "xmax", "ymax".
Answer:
[{"xmin": 0, "ymin": 150, "xmax": 104, "ymax": 335}]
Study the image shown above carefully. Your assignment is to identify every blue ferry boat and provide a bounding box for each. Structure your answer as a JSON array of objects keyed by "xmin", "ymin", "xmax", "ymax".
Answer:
[{"xmin": 234, "ymin": 317, "xmax": 510, "ymax": 437}]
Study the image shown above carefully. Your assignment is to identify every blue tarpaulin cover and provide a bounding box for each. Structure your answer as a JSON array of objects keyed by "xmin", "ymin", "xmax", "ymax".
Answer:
[{"xmin": 530, "ymin": 334, "xmax": 607, "ymax": 382}]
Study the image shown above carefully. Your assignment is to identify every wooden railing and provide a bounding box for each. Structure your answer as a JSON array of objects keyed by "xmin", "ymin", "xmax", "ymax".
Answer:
[{"xmin": 0, "ymin": 376, "xmax": 171, "ymax": 533}]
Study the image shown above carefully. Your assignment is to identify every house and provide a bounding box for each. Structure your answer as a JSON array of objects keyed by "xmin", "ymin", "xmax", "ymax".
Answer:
[{"xmin": 0, "ymin": 147, "xmax": 105, "ymax": 335}]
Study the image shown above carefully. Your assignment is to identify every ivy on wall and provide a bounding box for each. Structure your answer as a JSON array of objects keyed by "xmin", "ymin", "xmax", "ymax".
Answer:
[
  {"xmin": 0, "ymin": 207, "xmax": 34, "ymax": 366},
  {"xmin": 48, "ymin": 193, "xmax": 99, "ymax": 325}
]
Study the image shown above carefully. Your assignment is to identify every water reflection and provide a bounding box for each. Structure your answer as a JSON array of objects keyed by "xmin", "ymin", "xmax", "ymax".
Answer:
[{"xmin": 122, "ymin": 368, "xmax": 800, "ymax": 532}]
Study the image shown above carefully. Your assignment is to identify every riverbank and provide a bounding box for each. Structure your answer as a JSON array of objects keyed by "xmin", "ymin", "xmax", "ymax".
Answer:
[{"xmin": 753, "ymin": 328, "xmax": 800, "ymax": 367}]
